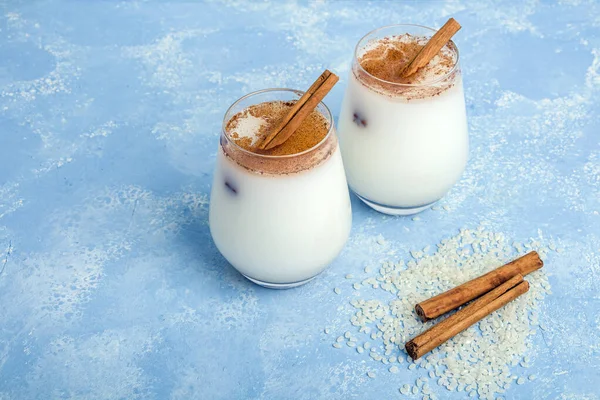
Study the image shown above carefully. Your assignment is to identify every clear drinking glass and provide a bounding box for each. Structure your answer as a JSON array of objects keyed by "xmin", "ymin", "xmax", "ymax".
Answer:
[
  {"xmin": 338, "ymin": 24, "xmax": 469, "ymax": 215},
  {"xmin": 209, "ymin": 89, "xmax": 352, "ymax": 289}
]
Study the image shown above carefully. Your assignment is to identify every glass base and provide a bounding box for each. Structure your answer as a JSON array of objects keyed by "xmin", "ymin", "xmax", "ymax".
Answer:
[
  {"xmin": 242, "ymin": 274, "xmax": 317, "ymax": 289},
  {"xmin": 355, "ymin": 193, "xmax": 438, "ymax": 216}
]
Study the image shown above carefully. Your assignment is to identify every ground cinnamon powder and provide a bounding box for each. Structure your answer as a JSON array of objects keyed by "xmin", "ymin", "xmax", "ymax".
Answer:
[
  {"xmin": 222, "ymin": 100, "xmax": 336, "ymax": 175},
  {"xmin": 356, "ymin": 34, "xmax": 458, "ymax": 99},
  {"xmin": 226, "ymin": 101, "xmax": 329, "ymax": 156}
]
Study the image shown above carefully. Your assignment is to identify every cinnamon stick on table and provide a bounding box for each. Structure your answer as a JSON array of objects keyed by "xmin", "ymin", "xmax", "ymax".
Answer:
[
  {"xmin": 399, "ymin": 18, "xmax": 461, "ymax": 78},
  {"xmin": 415, "ymin": 251, "xmax": 543, "ymax": 321},
  {"xmin": 406, "ymin": 274, "xmax": 529, "ymax": 360},
  {"xmin": 257, "ymin": 70, "xmax": 339, "ymax": 151}
]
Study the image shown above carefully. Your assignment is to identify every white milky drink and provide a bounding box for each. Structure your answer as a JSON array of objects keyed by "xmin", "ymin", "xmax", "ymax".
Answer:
[
  {"xmin": 209, "ymin": 89, "xmax": 352, "ymax": 289},
  {"xmin": 338, "ymin": 25, "xmax": 469, "ymax": 215}
]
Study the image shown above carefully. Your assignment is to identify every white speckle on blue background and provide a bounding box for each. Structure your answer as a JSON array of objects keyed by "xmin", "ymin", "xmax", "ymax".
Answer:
[{"xmin": 0, "ymin": 1, "xmax": 599, "ymax": 399}]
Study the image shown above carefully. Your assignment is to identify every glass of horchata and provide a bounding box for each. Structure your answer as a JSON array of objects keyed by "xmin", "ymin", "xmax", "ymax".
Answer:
[
  {"xmin": 338, "ymin": 24, "xmax": 469, "ymax": 215},
  {"xmin": 209, "ymin": 88, "xmax": 352, "ymax": 288}
]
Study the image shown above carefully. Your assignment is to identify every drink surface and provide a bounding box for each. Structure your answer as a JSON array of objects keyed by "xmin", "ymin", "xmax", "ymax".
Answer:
[
  {"xmin": 223, "ymin": 100, "xmax": 335, "ymax": 174},
  {"xmin": 226, "ymin": 100, "xmax": 329, "ymax": 155},
  {"xmin": 356, "ymin": 34, "xmax": 458, "ymax": 99}
]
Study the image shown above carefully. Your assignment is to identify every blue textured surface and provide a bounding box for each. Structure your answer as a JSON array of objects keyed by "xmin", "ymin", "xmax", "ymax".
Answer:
[{"xmin": 1, "ymin": 1, "xmax": 599, "ymax": 399}]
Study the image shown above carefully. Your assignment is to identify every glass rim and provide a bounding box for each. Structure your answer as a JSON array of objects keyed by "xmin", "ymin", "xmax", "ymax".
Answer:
[
  {"xmin": 221, "ymin": 88, "xmax": 334, "ymax": 159},
  {"xmin": 353, "ymin": 23, "xmax": 461, "ymax": 88}
]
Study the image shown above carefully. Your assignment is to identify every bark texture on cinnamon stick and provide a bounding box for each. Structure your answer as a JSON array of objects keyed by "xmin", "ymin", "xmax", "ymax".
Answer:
[
  {"xmin": 415, "ymin": 251, "xmax": 543, "ymax": 321},
  {"xmin": 406, "ymin": 274, "xmax": 529, "ymax": 360},
  {"xmin": 399, "ymin": 18, "xmax": 461, "ymax": 78},
  {"xmin": 257, "ymin": 70, "xmax": 339, "ymax": 151}
]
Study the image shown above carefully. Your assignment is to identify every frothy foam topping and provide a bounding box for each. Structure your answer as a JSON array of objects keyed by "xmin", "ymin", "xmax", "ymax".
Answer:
[
  {"xmin": 222, "ymin": 100, "xmax": 336, "ymax": 175},
  {"xmin": 355, "ymin": 34, "xmax": 459, "ymax": 99},
  {"xmin": 228, "ymin": 112, "xmax": 267, "ymax": 148}
]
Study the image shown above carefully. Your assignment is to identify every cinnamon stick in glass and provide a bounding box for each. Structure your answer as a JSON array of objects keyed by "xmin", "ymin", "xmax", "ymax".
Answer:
[
  {"xmin": 406, "ymin": 274, "xmax": 529, "ymax": 360},
  {"xmin": 415, "ymin": 251, "xmax": 543, "ymax": 321},
  {"xmin": 257, "ymin": 70, "xmax": 339, "ymax": 151},
  {"xmin": 399, "ymin": 18, "xmax": 461, "ymax": 78}
]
